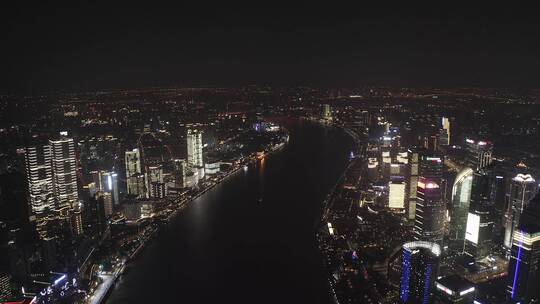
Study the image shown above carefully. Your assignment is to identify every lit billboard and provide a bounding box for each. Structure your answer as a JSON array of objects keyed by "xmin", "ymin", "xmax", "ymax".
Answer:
[{"xmin": 465, "ymin": 213, "xmax": 480, "ymax": 244}]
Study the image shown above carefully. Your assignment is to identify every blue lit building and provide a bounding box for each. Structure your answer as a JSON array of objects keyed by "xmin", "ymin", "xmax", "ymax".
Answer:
[
  {"xmin": 507, "ymin": 192, "xmax": 540, "ymax": 303},
  {"xmin": 400, "ymin": 241, "xmax": 441, "ymax": 304}
]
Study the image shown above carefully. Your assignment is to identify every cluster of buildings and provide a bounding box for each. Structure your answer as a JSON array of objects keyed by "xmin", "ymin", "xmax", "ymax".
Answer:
[
  {"xmin": 0, "ymin": 87, "xmax": 289, "ymax": 303},
  {"xmin": 315, "ymin": 102, "xmax": 540, "ymax": 303}
]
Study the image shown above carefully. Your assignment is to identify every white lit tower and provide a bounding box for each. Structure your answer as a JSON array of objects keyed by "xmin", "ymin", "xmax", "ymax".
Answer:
[
  {"xmin": 504, "ymin": 173, "xmax": 538, "ymax": 249},
  {"xmin": 24, "ymin": 144, "xmax": 54, "ymax": 237},
  {"xmin": 187, "ymin": 129, "xmax": 203, "ymax": 168},
  {"xmin": 440, "ymin": 117, "xmax": 451, "ymax": 146},
  {"xmin": 50, "ymin": 137, "xmax": 79, "ymax": 215}
]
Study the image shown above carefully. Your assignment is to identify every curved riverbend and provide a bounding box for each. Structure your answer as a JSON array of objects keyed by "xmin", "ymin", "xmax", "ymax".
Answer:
[{"xmin": 106, "ymin": 118, "xmax": 354, "ymax": 304}]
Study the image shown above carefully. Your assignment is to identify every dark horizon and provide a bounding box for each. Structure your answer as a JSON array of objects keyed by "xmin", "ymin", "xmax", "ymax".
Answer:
[{"xmin": 3, "ymin": 3, "xmax": 540, "ymax": 94}]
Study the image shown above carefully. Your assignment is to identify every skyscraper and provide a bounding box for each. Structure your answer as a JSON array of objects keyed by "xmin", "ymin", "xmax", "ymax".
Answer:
[
  {"xmin": 25, "ymin": 144, "xmax": 54, "ymax": 221},
  {"xmin": 93, "ymin": 170, "xmax": 120, "ymax": 205},
  {"xmin": 464, "ymin": 169, "xmax": 497, "ymax": 259},
  {"xmin": 464, "ymin": 137, "xmax": 493, "ymax": 171},
  {"xmin": 50, "ymin": 137, "xmax": 79, "ymax": 215},
  {"xmin": 405, "ymin": 149, "xmax": 420, "ymax": 221},
  {"xmin": 187, "ymin": 129, "xmax": 203, "ymax": 169},
  {"xmin": 449, "ymin": 167, "xmax": 474, "ymax": 251},
  {"xmin": 25, "ymin": 136, "xmax": 79, "ymax": 239},
  {"xmin": 414, "ymin": 177, "xmax": 445, "ymax": 245},
  {"xmin": 506, "ymin": 192, "xmax": 540, "ymax": 303},
  {"xmin": 400, "ymin": 241, "xmax": 441, "ymax": 304},
  {"xmin": 125, "ymin": 148, "xmax": 146, "ymax": 197},
  {"xmin": 504, "ymin": 173, "xmax": 537, "ymax": 249},
  {"xmin": 322, "ymin": 104, "xmax": 332, "ymax": 121},
  {"xmin": 440, "ymin": 117, "xmax": 451, "ymax": 146}
]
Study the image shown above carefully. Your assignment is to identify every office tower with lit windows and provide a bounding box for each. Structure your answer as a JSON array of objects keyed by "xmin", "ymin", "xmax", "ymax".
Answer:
[
  {"xmin": 464, "ymin": 169, "xmax": 497, "ymax": 259},
  {"xmin": 93, "ymin": 170, "xmax": 120, "ymax": 205},
  {"xmin": 25, "ymin": 136, "xmax": 79, "ymax": 239},
  {"xmin": 322, "ymin": 104, "xmax": 332, "ymax": 121},
  {"xmin": 449, "ymin": 167, "xmax": 474, "ymax": 251},
  {"xmin": 439, "ymin": 117, "xmax": 451, "ymax": 146},
  {"xmin": 504, "ymin": 173, "xmax": 537, "ymax": 249},
  {"xmin": 173, "ymin": 159, "xmax": 187, "ymax": 188},
  {"xmin": 24, "ymin": 144, "xmax": 54, "ymax": 228},
  {"xmin": 464, "ymin": 137, "xmax": 493, "ymax": 171},
  {"xmin": 422, "ymin": 131, "xmax": 439, "ymax": 152},
  {"xmin": 414, "ymin": 176, "xmax": 445, "ymax": 245},
  {"xmin": 125, "ymin": 148, "xmax": 146, "ymax": 197},
  {"xmin": 69, "ymin": 202, "xmax": 84, "ymax": 237},
  {"xmin": 187, "ymin": 129, "xmax": 204, "ymax": 168},
  {"xmin": 50, "ymin": 137, "xmax": 79, "ymax": 215},
  {"xmin": 419, "ymin": 154, "xmax": 444, "ymax": 183},
  {"xmin": 506, "ymin": 193, "xmax": 540, "ymax": 303},
  {"xmin": 400, "ymin": 241, "xmax": 441, "ymax": 304},
  {"xmin": 405, "ymin": 149, "xmax": 420, "ymax": 220}
]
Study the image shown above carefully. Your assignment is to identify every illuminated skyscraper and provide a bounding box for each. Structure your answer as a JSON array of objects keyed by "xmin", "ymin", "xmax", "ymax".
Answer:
[
  {"xmin": 464, "ymin": 168, "xmax": 498, "ymax": 259},
  {"xmin": 405, "ymin": 149, "xmax": 420, "ymax": 220},
  {"xmin": 25, "ymin": 144, "xmax": 54, "ymax": 220},
  {"xmin": 25, "ymin": 136, "xmax": 79, "ymax": 239},
  {"xmin": 413, "ymin": 153, "xmax": 444, "ymax": 244},
  {"xmin": 50, "ymin": 137, "xmax": 79, "ymax": 215},
  {"xmin": 125, "ymin": 148, "xmax": 146, "ymax": 197},
  {"xmin": 439, "ymin": 117, "xmax": 451, "ymax": 146},
  {"xmin": 92, "ymin": 170, "xmax": 119, "ymax": 205},
  {"xmin": 400, "ymin": 241, "xmax": 441, "ymax": 304},
  {"xmin": 504, "ymin": 173, "xmax": 538, "ymax": 249},
  {"xmin": 464, "ymin": 137, "xmax": 492, "ymax": 171},
  {"xmin": 414, "ymin": 177, "xmax": 445, "ymax": 245},
  {"xmin": 187, "ymin": 129, "xmax": 203, "ymax": 168},
  {"xmin": 322, "ymin": 104, "xmax": 332, "ymax": 121},
  {"xmin": 506, "ymin": 193, "xmax": 540, "ymax": 303},
  {"xmin": 449, "ymin": 167, "xmax": 474, "ymax": 251},
  {"xmin": 173, "ymin": 159, "xmax": 187, "ymax": 188}
]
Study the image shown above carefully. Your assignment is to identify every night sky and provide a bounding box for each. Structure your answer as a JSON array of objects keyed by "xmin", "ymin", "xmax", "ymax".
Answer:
[{"xmin": 2, "ymin": 3, "xmax": 540, "ymax": 93}]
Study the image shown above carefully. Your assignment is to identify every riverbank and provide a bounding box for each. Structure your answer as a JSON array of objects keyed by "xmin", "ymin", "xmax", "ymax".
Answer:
[{"xmin": 86, "ymin": 127, "xmax": 290, "ymax": 304}]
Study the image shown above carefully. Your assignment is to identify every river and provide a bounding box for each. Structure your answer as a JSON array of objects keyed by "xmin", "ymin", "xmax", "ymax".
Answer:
[{"xmin": 106, "ymin": 118, "xmax": 354, "ymax": 304}]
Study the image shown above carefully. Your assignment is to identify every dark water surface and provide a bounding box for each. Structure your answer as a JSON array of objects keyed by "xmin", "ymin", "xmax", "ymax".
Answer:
[{"xmin": 107, "ymin": 119, "xmax": 354, "ymax": 304}]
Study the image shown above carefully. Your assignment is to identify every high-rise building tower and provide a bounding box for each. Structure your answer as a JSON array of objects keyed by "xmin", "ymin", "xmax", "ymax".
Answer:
[
  {"xmin": 506, "ymin": 192, "xmax": 540, "ymax": 303},
  {"xmin": 414, "ymin": 177, "xmax": 445, "ymax": 245},
  {"xmin": 322, "ymin": 104, "xmax": 332, "ymax": 121},
  {"xmin": 464, "ymin": 169, "xmax": 498, "ymax": 259},
  {"xmin": 440, "ymin": 117, "xmax": 451, "ymax": 146},
  {"xmin": 125, "ymin": 148, "xmax": 146, "ymax": 197},
  {"xmin": 187, "ymin": 129, "xmax": 203, "ymax": 168},
  {"xmin": 504, "ymin": 173, "xmax": 538, "ymax": 249},
  {"xmin": 49, "ymin": 137, "xmax": 79, "ymax": 215},
  {"xmin": 464, "ymin": 138, "xmax": 493, "ymax": 171},
  {"xmin": 449, "ymin": 167, "xmax": 474, "ymax": 251},
  {"xmin": 25, "ymin": 144, "xmax": 54, "ymax": 221},
  {"xmin": 400, "ymin": 241, "xmax": 441, "ymax": 304},
  {"xmin": 25, "ymin": 136, "xmax": 79, "ymax": 239},
  {"xmin": 405, "ymin": 149, "xmax": 420, "ymax": 221}
]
